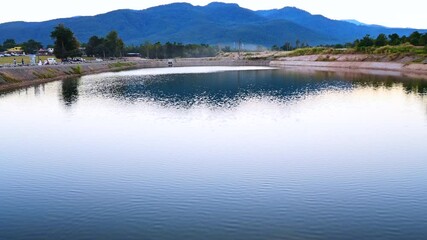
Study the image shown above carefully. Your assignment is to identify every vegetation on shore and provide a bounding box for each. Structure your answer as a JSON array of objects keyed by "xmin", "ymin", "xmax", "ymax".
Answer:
[
  {"xmin": 273, "ymin": 32, "xmax": 427, "ymax": 56},
  {"xmin": 2, "ymin": 24, "xmax": 426, "ymax": 64}
]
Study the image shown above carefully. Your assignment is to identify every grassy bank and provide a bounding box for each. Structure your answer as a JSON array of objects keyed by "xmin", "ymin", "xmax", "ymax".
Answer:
[
  {"xmin": 240, "ymin": 44, "xmax": 427, "ymax": 63},
  {"xmin": 0, "ymin": 56, "xmax": 61, "ymax": 65}
]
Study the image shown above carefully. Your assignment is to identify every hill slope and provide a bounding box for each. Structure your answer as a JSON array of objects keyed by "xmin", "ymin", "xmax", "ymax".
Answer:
[{"xmin": 0, "ymin": 2, "xmax": 425, "ymax": 47}]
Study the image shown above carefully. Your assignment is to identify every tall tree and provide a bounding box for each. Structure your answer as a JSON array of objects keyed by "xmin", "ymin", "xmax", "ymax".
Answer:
[
  {"xmin": 420, "ymin": 33, "xmax": 427, "ymax": 47},
  {"xmin": 409, "ymin": 31, "xmax": 422, "ymax": 46},
  {"xmin": 388, "ymin": 33, "xmax": 401, "ymax": 46},
  {"xmin": 50, "ymin": 24, "xmax": 80, "ymax": 59},
  {"xmin": 375, "ymin": 34, "xmax": 388, "ymax": 47},
  {"xmin": 3, "ymin": 39, "xmax": 16, "ymax": 49},
  {"xmin": 105, "ymin": 31, "xmax": 124, "ymax": 58},
  {"xmin": 86, "ymin": 36, "xmax": 106, "ymax": 58},
  {"xmin": 358, "ymin": 34, "xmax": 374, "ymax": 47}
]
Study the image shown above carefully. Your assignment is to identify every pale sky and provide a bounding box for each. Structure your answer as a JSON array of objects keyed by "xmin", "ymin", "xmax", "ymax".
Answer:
[{"xmin": 1, "ymin": 0, "xmax": 426, "ymax": 29}]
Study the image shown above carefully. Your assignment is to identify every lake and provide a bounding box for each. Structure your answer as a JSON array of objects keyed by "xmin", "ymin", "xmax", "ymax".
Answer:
[{"xmin": 1, "ymin": 66, "xmax": 426, "ymax": 240}]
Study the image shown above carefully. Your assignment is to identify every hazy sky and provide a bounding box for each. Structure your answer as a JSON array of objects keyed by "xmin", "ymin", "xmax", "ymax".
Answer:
[{"xmin": 0, "ymin": 0, "xmax": 425, "ymax": 29}]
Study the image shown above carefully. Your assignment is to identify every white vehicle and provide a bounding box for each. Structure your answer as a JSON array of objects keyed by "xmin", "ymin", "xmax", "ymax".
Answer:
[
  {"xmin": 4, "ymin": 54, "xmax": 11, "ymax": 57},
  {"xmin": 0, "ymin": 54, "xmax": 4, "ymax": 57},
  {"xmin": 47, "ymin": 58, "xmax": 57, "ymax": 65}
]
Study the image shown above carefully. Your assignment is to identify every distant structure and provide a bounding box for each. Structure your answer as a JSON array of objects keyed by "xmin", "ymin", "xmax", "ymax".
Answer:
[
  {"xmin": 168, "ymin": 59, "xmax": 174, "ymax": 67},
  {"xmin": 7, "ymin": 47, "xmax": 24, "ymax": 55}
]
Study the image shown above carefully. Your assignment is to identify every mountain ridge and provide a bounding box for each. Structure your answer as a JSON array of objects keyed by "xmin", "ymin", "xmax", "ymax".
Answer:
[{"xmin": 0, "ymin": 2, "xmax": 425, "ymax": 47}]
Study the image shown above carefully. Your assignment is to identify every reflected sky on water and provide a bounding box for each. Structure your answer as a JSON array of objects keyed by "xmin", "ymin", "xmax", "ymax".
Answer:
[{"xmin": 0, "ymin": 67, "xmax": 426, "ymax": 240}]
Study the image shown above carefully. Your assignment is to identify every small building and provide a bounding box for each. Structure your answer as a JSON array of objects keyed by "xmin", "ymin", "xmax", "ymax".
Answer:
[
  {"xmin": 7, "ymin": 47, "xmax": 24, "ymax": 55},
  {"xmin": 37, "ymin": 48, "xmax": 49, "ymax": 56}
]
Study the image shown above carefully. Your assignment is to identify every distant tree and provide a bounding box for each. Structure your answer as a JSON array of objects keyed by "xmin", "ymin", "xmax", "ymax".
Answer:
[
  {"xmin": 295, "ymin": 39, "xmax": 301, "ymax": 49},
  {"xmin": 400, "ymin": 35, "xmax": 408, "ymax": 44},
  {"xmin": 21, "ymin": 39, "xmax": 43, "ymax": 54},
  {"xmin": 281, "ymin": 42, "xmax": 293, "ymax": 51},
  {"xmin": 409, "ymin": 31, "xmax": 422, "ymax": 46},
  {"xmin": 3, "ymin": 39, "xmax": 16, "ymax": 49},
  {"xmin": 388, "ymin": 33, "xmax": 401, "ymax": 46},
  {"xmin": 221, "ymin": 46, "xmax": 232, "ymax": 52},
  {"xmin": 358, "ymin": 34, "xmax": 374, "ymax": 47},
  {"xmin": 0, "ymin": 44, "xmax": 3, "ymax": 51},
  {"xmin": 50, "ymin": 24, "xmax": 80, "ymax": 59},
  {"xmin": 117, "ymin": 39, "xmax": 124, "ymax": 57},
  {"xmin": 86, "ymin": 36, "xmax": 106, "ymax": 58},
  {"xmin": 344, "ymin": 42, "xmax": 354, "ymax": 48},
  {"xmin": 375, "ymin": 34, "xmax": 388, "ymax": 47},
  {"xmin": 301, "ymin": 42, "xmax": 309, "ymax": 48},
  {"xmin": 421, "ymin": 33, "xmax": 427, "ymax": 46},
  {"xmin": 105, "ymin": 31, "xmax": 124, "ymax": 58},
  {"xmin": 271, "ymin": 45, "xmax": 280, "ymax": 51},
  {"xmin": 142, "ymin": 41, "xmax": 153, "ymax": 58},
  {"xmin": 154, "ymin": 42, "xmax": 161, "ymax": 59},
  {"xmin": 126, "ymin": 42, "xmax": 217, "ymax": 59}
]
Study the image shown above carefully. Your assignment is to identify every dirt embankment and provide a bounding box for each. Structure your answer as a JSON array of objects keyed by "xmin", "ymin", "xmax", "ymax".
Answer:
[
  {"xmin": 0, "ymin": 58, "xmax": 269, "ymax": 91},
  {"xmin": 269, "ymin": 54, "xmax": 427, "ymax": 76}
]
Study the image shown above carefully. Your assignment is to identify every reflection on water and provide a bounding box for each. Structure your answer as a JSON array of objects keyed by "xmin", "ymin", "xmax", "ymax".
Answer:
[
  {"xmin": 0, "ymin": 67, "xmax": 426, "ymax": 240},
  {"xmin": 76, "ymin": 67, "xmax": 427, "ymax": 108},
  {"xmin": 61, "ymin": 78, "xmax": 80, "ymax": 106}
]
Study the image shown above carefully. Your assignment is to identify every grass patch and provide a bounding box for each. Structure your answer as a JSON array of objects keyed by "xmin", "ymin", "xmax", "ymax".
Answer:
[
  {"xmin": 71, "ymin": 65, "xmax": 83, "ymax": 75},
  {"xmin": 63, "ymin": 65, "xmax": 84, "ymax": 75},
  {"xmin": 0, "ymin": 72, "xmax": 20, "ymax": 83},
  {"xmin": 0, "ymin": 56, "xmax": 61, "ymax": 65},
  {"xmin": 281, "ymin": 47, "xmax": 354, "ymax": 57},
  {"xmin": 373, "ymin": 44, "xmax": 425, "ymax": 55},
  {"xmin": 33, "ymin": 69, "xmax": 56, "ymax": 79},
  {"xmin": 316, "ymin": 55, "xmax": 337, "ymax": 61}
]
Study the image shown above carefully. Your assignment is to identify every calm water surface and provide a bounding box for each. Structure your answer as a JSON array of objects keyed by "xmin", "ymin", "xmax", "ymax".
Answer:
[{"xmin": 1, "ymin": 67, "xmax": 426, "ymax": 240}]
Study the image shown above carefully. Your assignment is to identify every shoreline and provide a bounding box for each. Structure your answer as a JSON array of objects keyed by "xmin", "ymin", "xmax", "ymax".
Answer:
[
  {"xmin": 1, "ymin": 55, "xmax": 427, "ymax": 92},
  {"xmin": 0, "ymin": 58, "xmax": 269, "ymax": 92}
]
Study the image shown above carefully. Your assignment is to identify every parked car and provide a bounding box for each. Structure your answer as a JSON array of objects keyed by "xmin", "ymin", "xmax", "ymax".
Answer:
[
  {"xmin": 72, "ymin": 57, "xmax": 86, "ymax": 62},
  {"xmin": 47, "ymin": 58, "xmax": 57, "ymax": 65},
  {"xmin": 61, "ymin": 58, "xmax": 72, "ymax": 64},
  {"xmin": 4, "ymin": 54, "xmax": 11, "ymax": 57},
  {"xmin": 0, "ymin": 54, "xmax": 4, "ymax": 57}
]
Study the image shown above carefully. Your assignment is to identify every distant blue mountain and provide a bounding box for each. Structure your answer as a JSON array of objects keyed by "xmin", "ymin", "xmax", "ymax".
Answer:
[
  {"xmin": 342, "ymin": 19, "xmax": 369, "ymax": 26},
  {"xmin": 0, "ymin": 2, "xmax": 425, "ymax": 47}
]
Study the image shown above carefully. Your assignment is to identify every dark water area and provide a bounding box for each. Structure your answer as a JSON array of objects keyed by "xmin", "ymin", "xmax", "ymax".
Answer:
[{"xmin": 1, "ymin": 67, "xmax": 426, "ymax": 240}]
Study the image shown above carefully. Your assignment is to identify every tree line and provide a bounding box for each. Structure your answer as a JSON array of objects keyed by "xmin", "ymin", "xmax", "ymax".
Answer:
[
  {"xmin": 0, "ymin": 39, "xmax": 44, "ymax": 54},
  {"xmin": 48, "ymin": 24, "xmax": 125, "ymax": 59},
  {"xmin": 2, "ymin": 24, "xmax": 219, "ymax": 59},
  {"xmin": 125, "ymin": 42, "xmax": 218, "ymax": 59},
  {"xmin": 270, "ymin": 31, "xmax": 427, "ymax": 52},
  {"xmin": 271, "ymin": 39, "xmax": 309, "ymax": 51},
  {"xmin": 354, "ymin": 31, "xmax": 427, "ymax": 49}
]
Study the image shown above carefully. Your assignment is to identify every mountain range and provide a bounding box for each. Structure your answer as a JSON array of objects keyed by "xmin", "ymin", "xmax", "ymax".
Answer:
[{"xmin": 0, "ymin": 2, "xmax": 425, "ymax": 47}]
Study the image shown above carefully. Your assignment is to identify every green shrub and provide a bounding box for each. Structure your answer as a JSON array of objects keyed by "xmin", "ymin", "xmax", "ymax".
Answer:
[{"xmin": 70, "ymin": 65, "xmax": 82, "ymax": 75}]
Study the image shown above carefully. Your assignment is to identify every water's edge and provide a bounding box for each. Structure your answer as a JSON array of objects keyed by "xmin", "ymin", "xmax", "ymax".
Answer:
[
  {"xmin": 2, "ymin": 57, "xmax": 427, "ymax": 93},
  {"xmin": 0, "ymin": 59, "xmax": 270, "ymax": 92}
]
